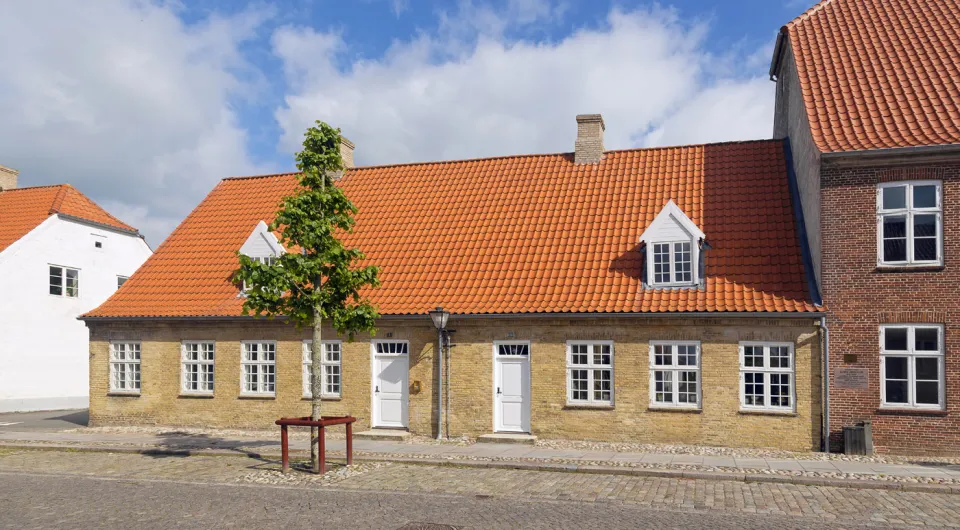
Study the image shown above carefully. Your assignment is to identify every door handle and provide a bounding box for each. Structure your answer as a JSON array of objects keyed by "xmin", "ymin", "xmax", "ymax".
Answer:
[
  {"xmin": 497, "ymin": 387, "xmax": 502, "ymax": 395},
  {"xmin": 375, "ymin": 386, "xmax": 380, "ymax": 393}
]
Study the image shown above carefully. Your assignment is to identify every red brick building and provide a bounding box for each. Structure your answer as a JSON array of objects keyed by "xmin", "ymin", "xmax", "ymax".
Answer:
[{"xmin": 772, "ymin": 0, "xmax": 960, "ymax": 454}]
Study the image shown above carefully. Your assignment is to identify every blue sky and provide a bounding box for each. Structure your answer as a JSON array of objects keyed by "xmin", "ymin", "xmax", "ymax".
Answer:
[{"xmin": 0, "ymin": 0, "xmax": 814, "ymax": 246}]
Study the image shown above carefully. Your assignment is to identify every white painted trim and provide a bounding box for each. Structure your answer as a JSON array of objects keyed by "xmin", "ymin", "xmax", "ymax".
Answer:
[
  {"xmin": 648, "ymin": 341, "xmax": 702, "ymax": 409},
  {"xmin": 639, "ymin": 200, "xmax": 705, "ymax": 242},
  {"xmin": 302, "ymin": 339, "xmax": 343, "ymax": 399},
  {"xmin": 180, "ymin": 340, "xmax": 216, "ymax": 395},
  {"xmin": 239, "ymin": 220, "xmax": 285, "ymax": 258},
  {"xmin": 370, "ymin": 340, "xmax": 410, "ymax": 428},
  {"xmin": 876, "ymin": 180, "xmax": 943, "ymax": 267},
  {"xmin": 738, "ymin": 342, "xmax": 795, "ymax": 413},
  {"xmin": 878, "ymin": 324, "xmax": 945, "ymax": 410},
  {"xmin": 492, "ymin": 340, "xmax": 532, "ymax": 433},
  {"xmin": 108, "ymin": 341, "xmax": 142, "ymax": 395},
  {"xmin": 239, "ymin": 340, "xmax": 277, "ymax": 396},
  {"xmin": 565, "ymin": 340, "xmax": 615, "ymax": 406}
]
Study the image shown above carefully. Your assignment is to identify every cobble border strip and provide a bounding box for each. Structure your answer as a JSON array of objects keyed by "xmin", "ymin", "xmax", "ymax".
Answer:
[{"xmin": 3, "ymin": 441, "xmax": 959, "ymax": 495}]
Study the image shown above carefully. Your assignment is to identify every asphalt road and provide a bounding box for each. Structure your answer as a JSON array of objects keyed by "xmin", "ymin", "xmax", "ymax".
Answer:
[
  {"xmin": 0, "ymin": 409, "xmax": 87, "ymax": 431},
  {"xmin": 0, "ymin": 471, "xmax": 888, "ymax": 530}
]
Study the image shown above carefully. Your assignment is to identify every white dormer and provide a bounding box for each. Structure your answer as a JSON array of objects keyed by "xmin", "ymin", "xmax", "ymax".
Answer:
[
  {"xmin": 240, "ymin": 220, "xmax": 284, "ymax": 264},
  {"xmin": 239, "ymin": 221, "xmax": 284, "ymax": 291},
  {"xmin": 639, "ymin": 200, "xmax": 705, "ymax": 288}
]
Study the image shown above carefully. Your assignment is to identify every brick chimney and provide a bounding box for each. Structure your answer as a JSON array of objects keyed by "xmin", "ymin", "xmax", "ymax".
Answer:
[
  {"xmin": 340, "ymin": 136, "xmax": 355, "ymax": 169},
  {"xmin": 0, "ymin": 164, "xmax": 18, "ymax": 191},
  {"xmin": 574, "ymin": 114, "xmax": 605, "ymax": 164}
]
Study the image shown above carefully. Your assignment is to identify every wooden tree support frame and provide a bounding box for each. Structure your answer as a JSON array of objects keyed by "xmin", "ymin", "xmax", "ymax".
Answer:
[{"xmin": 276, "ymin": 415, "xmax": 357, "ymax": 474}]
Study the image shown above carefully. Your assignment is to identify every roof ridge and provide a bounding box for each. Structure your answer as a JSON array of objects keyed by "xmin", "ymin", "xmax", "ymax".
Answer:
[
  {"xmin": 48, "ymin": 184, "xmax": 70, "ymax": 214},
  {"xmin": 222, "ymin": 139, "xmax": 783, "ymax": 181},
  {"xmin": 0, "ymin": 183, "xmax": 69, "ymax": 193},
  {"xmin": 785, "ymin": 0, "xmax": 838, "ymax": 28}
]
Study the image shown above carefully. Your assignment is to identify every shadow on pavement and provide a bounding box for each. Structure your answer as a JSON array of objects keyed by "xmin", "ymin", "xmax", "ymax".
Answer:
[
  {"xmin": 148, "ymin": 431, "xmax": 282, "ymax": 465},
  {"xmin": 46, "ymin": 410, "xmax": 89, "ymax": 427}
]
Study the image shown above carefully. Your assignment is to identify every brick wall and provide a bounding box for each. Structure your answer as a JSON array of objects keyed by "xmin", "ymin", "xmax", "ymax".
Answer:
[
  {"xmin": 821, "ymin": 162, "xmax": 960, "ymax": 455},
  {"xmin": 88, "ymin": 316, "xmax": 822, "ymax": 451}
]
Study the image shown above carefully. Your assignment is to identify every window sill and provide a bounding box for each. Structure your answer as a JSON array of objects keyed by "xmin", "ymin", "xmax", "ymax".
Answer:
[
  {"xmin": 876, "ymin": 407, "xmax": 947, "ymax": 417},
  {"xmin": 302, "ymin": 396, "xmax": 342, "ymax": 402},
  {"xmin": 563, "ymin": 404, "xmax": 615, "ymax": 411},
  {"xmin": 874, "ymin": 265, "xmax": 944, "ymax": 273},
  {"xmin": 738, "ymin": 409, "xmax": 797, "ymax": 417},
  {"xmin": 179, "ymin": 393, "xmax": 214, "ymax": 399},
  {"xmin": 238, "ymin": 394, "xmax": 276, "ymax": 400},
  {"xmin": 647, "ymin": 406, "xmax": 702, "ymax": 414},
  {"xmin": 106, "ymin": 392, "xmax": 140, "ymax": 397}
]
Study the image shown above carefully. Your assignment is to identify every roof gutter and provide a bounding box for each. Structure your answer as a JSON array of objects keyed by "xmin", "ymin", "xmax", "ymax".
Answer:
[
  {"xmin": 821, "ymin": 143, "xmax": 960, "ymax": 167},
  {"xmin": 80, "ymin": 311, "xmax": 825, "ymax": 323}
]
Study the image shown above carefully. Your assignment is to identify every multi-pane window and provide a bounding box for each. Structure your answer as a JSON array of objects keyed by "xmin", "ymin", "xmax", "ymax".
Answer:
[
  {"xmin": 651, "ymin": 242, "xmax": 693, "ymax": 285},
  {"xmin": 49, "ymin": 265, "xmax": 79, "ymax": 297},
  {"xmin": 181, "ymin": 341, "xmax": 215, "ymax": 394},
  {"xmin": 566, "ymin": 342, "xmax": 613, "ymax": 405},
  {"xmin": 242, "ymin": 256, "xmax": 279, "ymax": 291},
  {"xmin": 739, "ymin": 343, "xmax": 794, "ymax": 411},
  {"xmin": 649, "ymin": 342, "xmax": 700, "ymax": 408},
  {"xmin": 110, "ymin": 342, "xmax": 141, "ymax": 393},
  {"xmin": 497, "ymin": 344, "xmax": 529, "ymax": 356},
  {"xmin": 241, "ymin": 341, "xmax": 276, "ymax": 395},
  {"xmin": 881, "ymin": 325, "xmax": 944, "ymax": 409},
  {"xmin": 375, "ymin": 342, "xmax": 408, "ymax": 355},
  {"xmin": 303, "ymin": 340, "xmax": 342, "ymax": 398},
  {"xmin": 878, "ymin": 181, "xmax": 942, "ymax": 265}
]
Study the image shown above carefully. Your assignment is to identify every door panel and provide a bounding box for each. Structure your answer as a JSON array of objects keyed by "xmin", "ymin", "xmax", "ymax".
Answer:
[
  {"xmin": 495, "ymin": 354, "xmax": 530, "ymax": 433},
  {"xmin": 374, "ymin": 354, "xmax": 408, "ymax": 428}
]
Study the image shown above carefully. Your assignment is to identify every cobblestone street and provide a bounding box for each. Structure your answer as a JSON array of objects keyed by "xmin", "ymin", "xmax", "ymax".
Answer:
[{"xmin": 0, "ymin": 449, "xmax": 958, "ymax": 528}]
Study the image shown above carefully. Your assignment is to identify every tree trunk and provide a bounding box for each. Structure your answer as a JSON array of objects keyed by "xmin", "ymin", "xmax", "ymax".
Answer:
[{"xmin": 311, "ymin": 304, "xmax": 323, "ymax": 473}]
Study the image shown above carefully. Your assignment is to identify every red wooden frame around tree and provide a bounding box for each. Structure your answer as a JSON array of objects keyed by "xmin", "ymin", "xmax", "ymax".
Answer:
[{"xmin": 275, "ymin": 415, "xmax": 357, "ymax": 473}]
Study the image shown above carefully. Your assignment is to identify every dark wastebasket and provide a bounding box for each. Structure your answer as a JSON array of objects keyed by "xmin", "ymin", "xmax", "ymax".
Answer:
[{"xmin": 843, "ymin": 420, "xmax": 873, "ymax": 455}]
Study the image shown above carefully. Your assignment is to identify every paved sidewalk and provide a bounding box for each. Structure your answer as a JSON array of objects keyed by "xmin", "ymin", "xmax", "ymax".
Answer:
[{"xmin": 1, "ymin": 428, "xmax": 959, "ymax": 489}]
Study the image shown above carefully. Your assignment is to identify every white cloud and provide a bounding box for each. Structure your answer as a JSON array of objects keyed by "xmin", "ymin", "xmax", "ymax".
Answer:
[
  {"xmin": 273, "ymin": 5, "xmax": 774, "ymax": 167},
  {"xmin": 0, "ymin": 0, "xmax": 272, "ymax": 247}
]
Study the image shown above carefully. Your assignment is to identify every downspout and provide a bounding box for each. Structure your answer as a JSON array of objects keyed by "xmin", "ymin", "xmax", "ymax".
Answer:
[
  {"xmin": 437, "ymin": 329, "xmax": 444, "ymax": 440},
  {"xmin": 445, "ymin": 334, "xmax": 451, "ymax": 439},
  {"xmin": 821, "ymin": 316, "xmax": 831, "ymax": 454}
]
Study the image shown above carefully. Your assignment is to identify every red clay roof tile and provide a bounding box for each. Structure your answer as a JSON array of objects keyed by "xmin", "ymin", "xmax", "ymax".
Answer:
[
  {"xmin": 785, "ymin": 0, "xmax": 960, "ymax": 152},
  {"xmin": 85, "ymin": 140, "xmax": 818, "ymax": 318},
  {"xmin": 0, "ymin": 184, "xmax": 138, "ymax": 253}
]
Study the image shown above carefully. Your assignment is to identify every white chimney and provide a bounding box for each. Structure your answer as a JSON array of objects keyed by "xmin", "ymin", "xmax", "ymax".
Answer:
[
  {"xmin": 0, "ymin": 164, "xmax": 18, "ymax": 191},
  {"xmin": 574, "ymin": 114, "xmax": 605, "ymax": 164}
]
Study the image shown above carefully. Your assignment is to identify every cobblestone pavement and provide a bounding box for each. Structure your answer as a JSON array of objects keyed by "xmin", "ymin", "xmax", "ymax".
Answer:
[{"xmin": 0, "ymin": 450, "xmax": 958, "ymax": 528}]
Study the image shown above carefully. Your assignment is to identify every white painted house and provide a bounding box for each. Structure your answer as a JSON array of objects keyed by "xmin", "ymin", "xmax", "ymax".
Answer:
[{"xmin": 0, "ymin": 167, "xmax": 152, "ymax": 412}]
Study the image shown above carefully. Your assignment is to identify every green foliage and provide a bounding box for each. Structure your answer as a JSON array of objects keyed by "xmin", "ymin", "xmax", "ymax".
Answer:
[{"xmin": 233, "ymin": 121, "xmax": 380, "ymax": 339}]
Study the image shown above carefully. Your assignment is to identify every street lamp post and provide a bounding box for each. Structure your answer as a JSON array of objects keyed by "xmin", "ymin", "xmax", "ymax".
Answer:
[{"xmin": 429, "ymin": 307, "xmax": 450, "ymax": 440}]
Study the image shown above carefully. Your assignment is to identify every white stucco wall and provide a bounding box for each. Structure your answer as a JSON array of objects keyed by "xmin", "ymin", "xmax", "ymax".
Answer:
[{"xmin": 0, "ymin": 216, "xmax": 152, "ymax": 412}]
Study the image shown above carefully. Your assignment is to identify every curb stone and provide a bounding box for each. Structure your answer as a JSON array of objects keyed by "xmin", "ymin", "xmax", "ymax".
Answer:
[{"xmin": 1, "ymin": 441, "xmax": 957, "ymax": 495}]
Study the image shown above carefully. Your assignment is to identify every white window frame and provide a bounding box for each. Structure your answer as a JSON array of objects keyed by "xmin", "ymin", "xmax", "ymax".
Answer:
[
  {"xmin": 117, "ymin": 276, "xmax": 129, "ymax": 289},
  {"xmin": 181, "ymin": 341, "xmax": 215, "ymax": 394},
  {"xmin": 877, "ymin": 181, "xmax": 943, "ymax": 267},
  {"xmin": 739, "ymin": 342, "xmax": 795, "ymax": 413},
  {"xmin": 880, "ymin": 324, "xmax": 945, "ymax": 410},
  {"xmin": 303, "ymin": 340, "xmax": 342, "ymax": 398},
  {"xmin": 566, "ymin": 341, "xmax": 614, "ymax": 406},
  {"xmin": 109, "ymin": 341, "xmax": 141, "ymax": 394},
  {"xmin": 242, "ymin": 256, "xmax": 279, "ymax": 291},
  {"xmin": 240, "ymin": 341, "xmax": 276, "ymax": 396},
  {"xmin": 650, "ymin": 241, "xmax": 695, "ymax": 287},
  {"xmin": 648, "ymin": 341, "xmax": 701, "ymax": 409},
  {"xmin": 49, "ymin": 264, "xmax": 80, "ymax": 298}
]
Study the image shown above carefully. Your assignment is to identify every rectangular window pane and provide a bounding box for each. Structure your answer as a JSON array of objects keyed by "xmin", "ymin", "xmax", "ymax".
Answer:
[
  {"xmin": 885, "ymin": 356, "xmax": 908, "ymax": 379},
  {"xmin": 674, "ymin": 242, "xmax": 692, "ymax": 283},
  {"xmin": 654, "ymin": 345, "xmax": 671, "ymax": 366},
  {"xmin": 883, "ymin": 186, "xmax": 907, "ymax": 209},
  {"xmin": 916, "ymin": 381, "xmax": 939, "ymax": 405},
  {"xmin": 49, "ymin": 266, "xmax": 62, "ymax": 296},
  {"xmin": 65, "ymin": 268, "xmax": 79, "ymax": 297},
  {"xmin": 913, "ymin": 185, "xmax": 937, "ymax": 208},
  {"xmin": 915, "ymin": 328, "xmax": 939, "ymax": 351},
  {"xmin": 570, "ymin": 369, "xmax": 588, "ymax": 401},
  {"xmin": 654, "ymin": 371, "xmax": 672, "ymax": 403},
  {"xmin": 914, "ymin": 215, "xmax": 937, "ymax": 261},
  {"xmin": 916, "ymin": 357, "xmax": 939, "ymax": 380},
  {"xmin": 653, "ymin": 243, "xmax": 671, "ymax": 284},
  {"xmin": 882, "ymin": 216, "xmax": 907, "ymax": 262},
  {"xmin": 744, "ymin": 373, "xmax": 764, "ymax": 406},
  {"xmin": 743, "ymin": 346, "xmax": 763, "ymax": 368},
  {"xmin": 884, "ymin": 328, "xmax": 909, "ymax": 351},
  {"xmin": 571, "ymin": 344, "xmax": 588, "ymax": 365},
  {"xmin": 678, "ymin": 371, "xmax": 697, "ymax": 404},
  {"xmin": 593, "ymin": 369, "xmax": 611, "ymax": 401},
  {"xmin": 769, "ymin": 346, "xmax": 790, "ymax": 369},
  {"xmin": 593, "ymin": 344, "xmax": 611, "ymax": 365},
  {"xmin": 885, "ymin": 380, "xmax": 909, "ymax": 404}
]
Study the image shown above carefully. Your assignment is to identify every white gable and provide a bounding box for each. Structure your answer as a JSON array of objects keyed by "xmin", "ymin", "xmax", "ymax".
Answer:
[
  {"xmin": 239, "ymin": 220, "xmax": 284, "ymax": 258},
  {"xmin": 639, "ymin": 200, "xmax": 705, "ymax": 244}
]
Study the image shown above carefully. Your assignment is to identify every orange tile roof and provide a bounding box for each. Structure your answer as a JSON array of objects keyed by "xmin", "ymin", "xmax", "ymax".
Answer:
[
  {"xmin": 0, "ymin": 185, "xmax": 138, "ymax": 253},
  {"xmin": 781, "ymin": 0, "xmax": 960, "ymax": 152},
  {"xmin": 85, "ymin": 140, "xmax": 818, "ymax": 318}
]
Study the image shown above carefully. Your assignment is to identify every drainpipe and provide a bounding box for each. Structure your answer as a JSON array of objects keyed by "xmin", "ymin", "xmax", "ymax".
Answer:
[
  {"xmin": 445, "ymin": 333, "xmax": 451, "ymax": 439},
  {"xmin": 821, "ymin": 316, "xmax": 831, "ymax": 454},
  {"xmin": 437, "ymin": 329, "xmax": 444, "ymax": 441}
]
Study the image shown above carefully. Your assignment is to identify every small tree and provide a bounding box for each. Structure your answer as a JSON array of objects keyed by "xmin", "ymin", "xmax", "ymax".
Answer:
[{"xmin": 234, "ymin": 121, "xmax": 379, "ymax": 473}]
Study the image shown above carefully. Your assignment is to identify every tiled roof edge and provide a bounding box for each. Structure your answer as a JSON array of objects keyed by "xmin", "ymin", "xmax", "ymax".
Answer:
[
  {"xmin": 785, "ymin": 0, "xmax": 837, "ymax": 28},
  {"xmin": 80, "ymin": 310, "xmax": 824, "ymax": 321}
]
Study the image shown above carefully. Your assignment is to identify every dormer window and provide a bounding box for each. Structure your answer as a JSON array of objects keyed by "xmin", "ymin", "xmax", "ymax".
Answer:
[
  {"xmin": 239, "ymin": 220, "xmax": 284, "ymax": 292},
  {"xmin": 639, "ymin": 200, "xmax": 705, "ymax": 289}
]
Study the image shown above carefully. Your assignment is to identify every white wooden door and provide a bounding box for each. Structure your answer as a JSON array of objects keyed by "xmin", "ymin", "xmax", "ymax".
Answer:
[
  {"xmin": 494, "ymin": 343, "xmax": 530, "ymax": 433},
  {"xmin": 372, "ymin": 342, "xmax": 409, "ymax": 428}
]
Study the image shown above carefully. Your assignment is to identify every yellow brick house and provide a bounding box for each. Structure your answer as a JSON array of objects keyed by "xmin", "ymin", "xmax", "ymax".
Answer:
[{"xmin": 82, "ymin": 115, "xmax": 825, "ymax": 451}]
